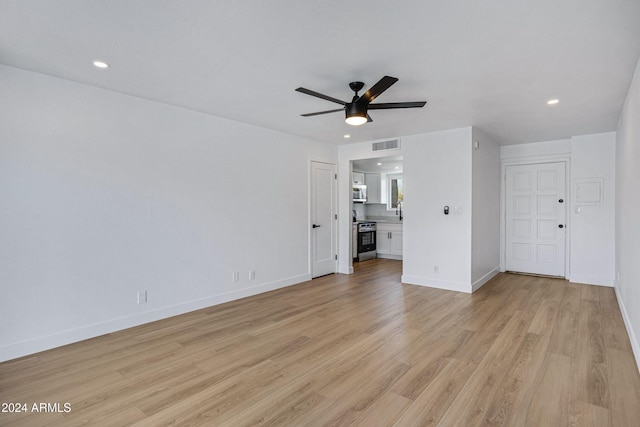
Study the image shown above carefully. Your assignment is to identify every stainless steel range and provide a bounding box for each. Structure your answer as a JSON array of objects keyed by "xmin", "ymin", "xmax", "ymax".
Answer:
[{"xmin": 357, "ymin": 221, "xmax": 377, "ymax": 261}]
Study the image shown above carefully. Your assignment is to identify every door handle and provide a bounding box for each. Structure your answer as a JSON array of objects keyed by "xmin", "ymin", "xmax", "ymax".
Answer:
[
  {"xmin": 558, "ymin": 224, "xmax": 564, "ymax": 228},
  {"xmin": 312, "ymin": 224, "xmax": 321, "ymax": 228}
]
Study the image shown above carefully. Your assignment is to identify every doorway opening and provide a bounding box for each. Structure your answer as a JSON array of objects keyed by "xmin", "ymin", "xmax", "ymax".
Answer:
[{"xmin": 350, "ymin": 156, "xmax": 404, "ymax": 276}]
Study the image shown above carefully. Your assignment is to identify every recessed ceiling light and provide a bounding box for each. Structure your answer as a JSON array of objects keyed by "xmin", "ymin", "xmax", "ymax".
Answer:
[
  {"xmin": 395, "ymin": 166, "xmax": 400, "ymax": 169},
  {"xmin": 377, "ymin": 162, "xmax": 382, "ymax": 166},
  {"xmin": 547, "ymin": 99, "xmax": 559, "ymax": 105},
  {"xmin": 343, "ymin": 134, "xmax": 351, "ymax": 139},
  {"xmin": 93, "ymin": 60, "xmax": 110, "ymax": 69}
]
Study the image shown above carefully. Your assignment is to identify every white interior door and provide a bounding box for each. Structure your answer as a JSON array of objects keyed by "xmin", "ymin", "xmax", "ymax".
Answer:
[
  {"xmin": 505, "ymin": 162, "xmax": 566, "ymax": 276},
  {"xmin": 311, "ymin": 161, "xmax": 337, "ymax": 278}
]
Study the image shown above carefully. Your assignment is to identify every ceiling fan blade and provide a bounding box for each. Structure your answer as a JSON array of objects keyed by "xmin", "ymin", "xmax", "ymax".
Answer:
[
  {"xmin": 358, "ymin": 76, "xmax": 399, "ymax": 104},
  {"xmin": 367, "ymin": 114, "xmax": 373, "ymax": 123},
  {"xmin": 295, "ymin": 87, "xmax": 346, "ymax": 105},
  {"xmin": 301, "ymin": 108, "xmax": 345, "ymax": 117},
  {"xmin": 368, "ymin": 101, "xmax": 427, "ymax": 109}
]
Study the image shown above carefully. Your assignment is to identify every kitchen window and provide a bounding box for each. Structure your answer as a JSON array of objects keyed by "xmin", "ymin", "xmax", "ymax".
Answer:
[{"xmin": 387, "ymin": 174, "xmax": 403, "ymax": 210}]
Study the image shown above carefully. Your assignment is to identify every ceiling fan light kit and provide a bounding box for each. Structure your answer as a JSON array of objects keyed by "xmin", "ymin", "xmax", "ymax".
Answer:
[
  {"xmin": 296, "ymin": 76, "xmax": 426, "ymax": 126},
  {"xmin": 345, "ymin": 102, "xmax": 368, "ymax": 126}
]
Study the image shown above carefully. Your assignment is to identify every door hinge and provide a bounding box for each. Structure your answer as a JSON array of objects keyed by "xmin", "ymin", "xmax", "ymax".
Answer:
[
  {"xmin": 335, "ymin": 254, "xmax": 338, "ymax": 260},
  {"xmin": 335, "ymin": 173, "xmax": 338, "ymax": 179},
  {"xmin": 335, "ymin": 214, "xmax": 338, "ymax": 220}
]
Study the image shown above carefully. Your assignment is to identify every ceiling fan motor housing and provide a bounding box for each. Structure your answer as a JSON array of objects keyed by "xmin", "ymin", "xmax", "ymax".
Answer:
[{"xmin": 346, "ymin": 102, "xmax": 367, "ymax": 120}]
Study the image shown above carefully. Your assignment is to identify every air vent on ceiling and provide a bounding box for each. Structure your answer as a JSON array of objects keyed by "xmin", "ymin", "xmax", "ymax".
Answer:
[{"xmin": 372, "ymin": 139, "xmax": 400, "ymax": 152}]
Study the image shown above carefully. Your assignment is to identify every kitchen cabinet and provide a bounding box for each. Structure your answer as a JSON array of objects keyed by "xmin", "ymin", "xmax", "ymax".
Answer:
[
  {"xmin": 365, "ymin": 173, "xmax": 381, "ymax": 204},
  {"xmin": 352, "ymin": 171, "xmax": 365, "ymax": 185},
  {"xmin": 352, "ymin": 223, "xmax": 358, "ymax": 259},
  {"xmin": 376, "ymin": 223, "xmax": 403, "ymax": 259}
]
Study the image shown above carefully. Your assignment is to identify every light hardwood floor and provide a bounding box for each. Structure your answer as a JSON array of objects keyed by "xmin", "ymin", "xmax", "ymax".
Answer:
[{"xmin": 2, "ymin": 259, "xmax": 640, "ymax": 426}]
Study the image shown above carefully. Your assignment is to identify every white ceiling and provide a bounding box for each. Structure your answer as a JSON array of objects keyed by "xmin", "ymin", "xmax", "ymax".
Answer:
[{"xmin": 2, "ymin": 1, "xmax": 639, "ymax": 145}]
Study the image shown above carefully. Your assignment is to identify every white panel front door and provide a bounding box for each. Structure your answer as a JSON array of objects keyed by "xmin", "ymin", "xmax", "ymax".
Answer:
[
  {"xmin": 311, "ymin": 161, "xmax": 337, "ymax": 278},
  {"xmin": 505, "ymin": 162, "xmax": 566, "ymax": 276}
]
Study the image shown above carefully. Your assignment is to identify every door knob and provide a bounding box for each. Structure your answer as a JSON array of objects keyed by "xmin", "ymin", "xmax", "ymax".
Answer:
[
  {"xmin": 558, "ymin": 224, "xmax": 564, "ymax": 228},
  {"xmin": 312, "ymin": 224, "xmax": 321, "ymax": 228},
  {"xmin": 559, "ymin": 199, "xmax": 564, "ymax": 203}
]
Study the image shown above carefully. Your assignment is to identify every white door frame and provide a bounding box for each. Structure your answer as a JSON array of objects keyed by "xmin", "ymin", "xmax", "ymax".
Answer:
[
  {"xmin": 500, "ymin": 155, "xmax": 571, "ymax": 277},
  {"xmin": 309, "ymin": 160, "xmax": 338, "ymax": 278}
]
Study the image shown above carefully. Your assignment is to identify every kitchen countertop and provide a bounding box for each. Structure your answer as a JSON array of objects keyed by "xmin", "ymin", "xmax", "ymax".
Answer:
[{"xmin": 355, "ymin": 218, "xmax": 403, "ymax": 225}]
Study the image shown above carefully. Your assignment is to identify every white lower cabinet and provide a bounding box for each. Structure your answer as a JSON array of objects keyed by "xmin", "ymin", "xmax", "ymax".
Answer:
[{"xmin": 376, "ymin": 223, "xmax": 403, "ymax": 259}]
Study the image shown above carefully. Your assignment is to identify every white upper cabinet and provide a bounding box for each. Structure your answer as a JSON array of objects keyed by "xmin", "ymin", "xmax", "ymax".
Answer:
[
  {"xmin": 352, "ymin": 171, "xmax": 365, "ymax": 185},
  {"xmin": 365, "ymin": 173, "xmax": 381, "ymax": 204}
]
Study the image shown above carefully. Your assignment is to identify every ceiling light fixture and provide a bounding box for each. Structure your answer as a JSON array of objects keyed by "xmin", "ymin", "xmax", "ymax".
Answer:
[
  {"xmin": 547, "ymin": 99, "xmax": 559, "ymax": 105},
  {"xmin": 343, "ymin": 134, "xmax": 351, "ymax": 139},
  {"xmin": 377, "ymin": 162, "xmax": 382, "ymax": 166},
  {"xmin": 93, "ymin": 60, "xmax": 110, "ymax": 69},
  {"xmin": 345, "ymin": 102, "xmax": 367, "ymax": 126}
]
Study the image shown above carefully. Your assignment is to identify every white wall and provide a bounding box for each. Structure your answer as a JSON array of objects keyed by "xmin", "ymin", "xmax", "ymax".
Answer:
[
  {"xmin": 0, "ymin": 65, "xmax": 336, "ymax": 362},
  {"xmin": 569, "ymin": 132, "xmax": 616, "ymax": 286},
  {"xmin": 471, "ymin": 129, "xmax": 501, "ymax": 290},
  {"xmin": 501, "ymin": 139, "xmax": 572, "ymax": 160},
  {"xmin": 615, "ymin": 56, "xmax": 640, "ymax": 369},
  {"xmin": 401, "ymin": 127, "xmax": 474, "ymax": 293},
  {"xmin": 339, "ymin": 127, "xmax": 500, "ymax": 293}
]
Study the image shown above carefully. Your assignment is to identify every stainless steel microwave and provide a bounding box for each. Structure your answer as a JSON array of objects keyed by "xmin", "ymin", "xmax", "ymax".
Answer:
[{"xmin": 353, "ymin": 185, "xmax": 367, "ymax": 203}]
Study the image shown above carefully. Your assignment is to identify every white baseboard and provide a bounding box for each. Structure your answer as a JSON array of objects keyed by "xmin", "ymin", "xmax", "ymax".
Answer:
[
  {"xmin": 568, "ymin": 274, "xmax": 615, "ymax": 287},
  {"xmin": 614, "ymin": 286, "xmax": 640, "ymax": 374},
  {"xmin": 0, "ymin": 273, "xmax": 311, "ymax": 363},
  {"xmin": 401, "ymin": 275, "xmax": 471, "ymax": 293},
  {"xmin": 376, "ymin": 253, "xmax": 403, "ymax": 260},
  {"xmin": 472, "ymin": 268, "xmax": 500, "ymax": 292},
  {"xmin": 401, "ymin": 268, "xmax": 499, "ymax": 294},
  {"xmin": 338, "ymin": 262, "xmax": 353, "ymax": 274}
]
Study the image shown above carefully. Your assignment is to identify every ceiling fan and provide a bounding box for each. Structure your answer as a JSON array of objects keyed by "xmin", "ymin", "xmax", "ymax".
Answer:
[{"xmin": 295, "ymin": 76, "xmax": 426, "ymax": 126}]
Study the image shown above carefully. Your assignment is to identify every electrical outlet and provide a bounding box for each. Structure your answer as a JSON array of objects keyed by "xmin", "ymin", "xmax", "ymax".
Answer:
[
  {"xmin": 433, "ymin": 265, "xmax": 439, "ymax": 274},
  {"xmin": 137, "ymin": 290, "xmax": 148, "ymax": 304},
  {"xmin": 249, "ymin": 269, "xmax": 256, "ymax": 280}
]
